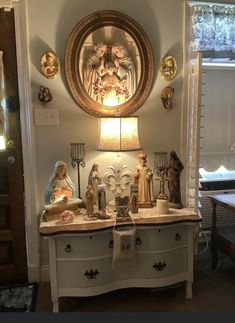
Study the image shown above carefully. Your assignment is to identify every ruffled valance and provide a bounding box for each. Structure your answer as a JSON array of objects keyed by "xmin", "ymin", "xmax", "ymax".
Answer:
[{"xmin": 191, "ymin": 5, "xmax": 235, "ymax": 52}]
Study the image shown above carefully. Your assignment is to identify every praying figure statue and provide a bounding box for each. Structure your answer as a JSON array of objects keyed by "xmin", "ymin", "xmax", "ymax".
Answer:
[
  {"xmin": 88, "ymin": 163, "xmax": 102, "ymax": 206},
  {"xmin": 133, "ymin": 151, "xmax": 154, "ymax": 208},
  {"xmin": 166, "ymin": 151, "xmax": 184, "ymax": 209}
]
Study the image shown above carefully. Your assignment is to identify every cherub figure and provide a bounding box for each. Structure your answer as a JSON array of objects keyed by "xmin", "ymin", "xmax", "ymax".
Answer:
[
  {"xmin": 38, "ymin": 85, "xmax": 52, "ymax": 103},
  {"xmin": 161, "ymin": 86, "xmax": 174, "ymax": 110}
]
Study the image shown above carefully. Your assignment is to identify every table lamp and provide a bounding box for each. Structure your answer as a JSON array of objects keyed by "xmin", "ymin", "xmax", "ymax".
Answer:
[{"xmin": 97, "ymin": 116, "xmax": 141, "ymax": 220}]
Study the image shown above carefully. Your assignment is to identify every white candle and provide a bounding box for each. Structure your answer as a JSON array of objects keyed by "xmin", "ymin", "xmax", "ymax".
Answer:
[{"xmin": 156, "ymin": 198, "xmax": 169, "ymax": 214}]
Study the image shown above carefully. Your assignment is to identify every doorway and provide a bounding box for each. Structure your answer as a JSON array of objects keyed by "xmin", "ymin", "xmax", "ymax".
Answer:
[
  {"xmin": 183, "ymin": 1, "xmax": 235, "ymax": 231},
  {"xmin": 0, "ymin": 7, "xmax": 28, "ymax": 283}
]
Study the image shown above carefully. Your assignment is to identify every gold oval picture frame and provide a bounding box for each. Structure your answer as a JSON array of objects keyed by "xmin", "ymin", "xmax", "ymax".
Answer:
[
  {"xmin": 40, "ymin": 51, "xmax": 60, "ymax": 79},
  {"xmin": 65, "ymin": 10, "xmax": 154, "ymax": 117},
  {"xmin": 160, "ymin": 55, "xmax": 177, "ymax": 82}
]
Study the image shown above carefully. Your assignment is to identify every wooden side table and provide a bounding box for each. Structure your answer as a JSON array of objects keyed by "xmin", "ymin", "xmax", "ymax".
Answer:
[{"xmin": 209, "ymin": 194, "xmax": 235, "ymax": 269}]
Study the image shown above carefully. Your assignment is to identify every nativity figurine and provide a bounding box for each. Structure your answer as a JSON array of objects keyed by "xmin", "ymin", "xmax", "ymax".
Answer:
[{"xmin": 45, "ymin": 160, "xmax": 77, "ymax": 204}]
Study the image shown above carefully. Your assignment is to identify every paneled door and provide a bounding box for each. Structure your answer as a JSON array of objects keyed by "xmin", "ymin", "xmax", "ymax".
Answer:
[{"xmin": 0, "ymin": 8, "xmax": 27, "ymax": 282}]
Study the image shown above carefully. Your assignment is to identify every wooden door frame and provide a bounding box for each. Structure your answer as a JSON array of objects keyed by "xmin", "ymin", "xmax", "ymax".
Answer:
[{"xmin": 3, "ymin": 0, "xmax": 39, "ymax": 281}]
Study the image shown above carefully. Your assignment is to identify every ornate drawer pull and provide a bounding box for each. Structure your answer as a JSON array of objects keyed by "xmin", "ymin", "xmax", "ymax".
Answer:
[
  {"xmin": 135, "ymin": 237, "xmax": 142, "ymax": 245},
  {"xmin": 175, "ymin": 233, "xmax": 181, "ymax": 241},
  {"xmin": 153, "ymin": 261, "xmax": 167, "ymax": 271},
  {"xmin": 109, "ymin": 240, "xmax": 113, "ymax": 248},
  {"xmin": 64, "ymin": 244, "xmax": 71, "ymax": 253},
  {"xmin": 84, "ymin": 269, "xmax": 99, "ymax": 279}
]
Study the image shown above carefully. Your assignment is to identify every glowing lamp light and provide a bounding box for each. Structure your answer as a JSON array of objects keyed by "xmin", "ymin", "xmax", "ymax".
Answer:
[
  {"xmin": 97, "ymin": 117, "xmax": 141, "ymax": 152},
  {"xmin": 103, "ymin": 95, "xmax": 119, "ymax": 107}
]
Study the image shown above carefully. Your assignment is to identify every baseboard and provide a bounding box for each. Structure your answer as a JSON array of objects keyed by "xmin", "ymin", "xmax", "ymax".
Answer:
[{"xmin": 40, "ymin": 265, "xmax": 50, "ymax": 282}]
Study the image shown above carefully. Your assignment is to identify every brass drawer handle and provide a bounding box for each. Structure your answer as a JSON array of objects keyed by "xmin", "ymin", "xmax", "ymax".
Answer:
[
  {"xmin": 84, "ymin": 269, "xmax": 99, "ymax": 279},
  {"xmin": 175, "ymin": 233, "xmax": 181, "ymax": 241},
  {"xmin": 153, "ymin": 261, "xmax": 167, "ymax": 271},
  {"xmin": 64, "ymin": 244, "xmax": 71, "ymax": 253},
  {"xmin": 135, "ymin": 237, "xmax": 142, "ymax": 245}
]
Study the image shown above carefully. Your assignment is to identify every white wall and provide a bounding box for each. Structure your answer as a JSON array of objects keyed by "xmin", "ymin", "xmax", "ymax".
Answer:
[{"xmin": 27, "ymin": 0, "xmax": 185, "ymax": 271}]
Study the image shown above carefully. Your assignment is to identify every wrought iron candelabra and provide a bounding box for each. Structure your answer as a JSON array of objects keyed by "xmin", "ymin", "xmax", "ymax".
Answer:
[
  {"xmin": 154, "ymin": 151, "xmax": 168, "ymax": 200},
  {"xmin": 70, "ymin": 143, "xmax": 86, "ymax": 199}
]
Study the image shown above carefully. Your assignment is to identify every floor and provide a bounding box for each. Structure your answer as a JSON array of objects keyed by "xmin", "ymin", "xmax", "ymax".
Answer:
[{"xmin": 35, "ymin": 244, "xmax": 235, "ymax": 312}]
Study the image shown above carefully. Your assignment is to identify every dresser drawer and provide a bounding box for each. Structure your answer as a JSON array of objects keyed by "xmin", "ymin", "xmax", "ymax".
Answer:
[
  {"xmin": 132, "ymin": 247, "xmax": 188, "ymax": 279},
  {"xmin": 57, "ymin": 256, "xmax": 114, "ymax": 288},
  {"xmin": 56, "ymin": 232, "xmax": 113, "ymax": 259},
  {"xmin": 135, "ymin": 225, "xmax": 187, "ymax": 251}
]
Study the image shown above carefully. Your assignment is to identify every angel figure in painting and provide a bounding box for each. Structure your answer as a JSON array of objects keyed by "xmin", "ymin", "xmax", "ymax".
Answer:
[
  {"xmin": 133, "ymin": 151, "xmax": 154, "ymax": 208},
  {"xmin": 112, "ymin": 43, "xmax": 136, "ymax": 98},
  {"xmin": 83, "ymin": 43, "xmax": 107, "ymax": 100},
  {"xmin": 45, "ymin": 160, "xmax": 77, "ymax": 204},
  {"xmin": 166, "ymin": 151, "xmax": 184, "ymax": 209}
]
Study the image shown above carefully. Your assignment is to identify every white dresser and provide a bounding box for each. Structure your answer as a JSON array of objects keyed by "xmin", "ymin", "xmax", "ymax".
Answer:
[{"xmin": 40, "ymin": 208, "xmax": 201, "ymax": 312}]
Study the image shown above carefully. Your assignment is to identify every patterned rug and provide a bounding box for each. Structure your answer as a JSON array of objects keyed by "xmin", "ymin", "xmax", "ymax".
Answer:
[{"xmin": 0, "ymin": 282, "xmax": 38, "ymax": 312}]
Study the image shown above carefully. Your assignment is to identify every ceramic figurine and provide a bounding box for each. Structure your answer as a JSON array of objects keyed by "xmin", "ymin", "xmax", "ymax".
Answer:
[
  {"xmin": 45, "ymin": 160, "xmax": 77, "ymax": 204},
  {"xmin": 98, "ymin": 184, "xmax": 106, "ymax": 211},
  {"xmin": 133, "ymin": 151, "xmax": 154, "ymax": 208},
  {"xmin": 130, "ymin": 184, "xmax": 138, "ymax": 214},
  {"xmin": 161, "ymin": 86, "xmax": 174, "ymax": 111},
  {"xmin": 85, "ymin": 185, "xmax": 94, "ymax": 216},
  {"xmin": 60, "ymin": 210, "xmax": 74, "ymax": 224},
  {"xmin": 166, "ymin": 151, "xmax": 184, "ymax": 208},
  {"xmin": 38, "ymin": 85, "xmax": 52, "ymax": 103},
  {"xmin": 88, "ymin": 163, "xmax": 102, "ymax": 206}
]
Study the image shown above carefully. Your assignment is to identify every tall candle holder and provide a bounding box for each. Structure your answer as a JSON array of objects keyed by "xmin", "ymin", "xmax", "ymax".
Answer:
[
  {"xmin": 154, "ymin": 151, "xmax": 168, "ymax": 200},
  {"xmin": 154, "ymin": 151, "xmax": 169, "ymax": 214},
  {"xmin": 70, "ymin": 143, "xmax": 86, "ymax": 199}
]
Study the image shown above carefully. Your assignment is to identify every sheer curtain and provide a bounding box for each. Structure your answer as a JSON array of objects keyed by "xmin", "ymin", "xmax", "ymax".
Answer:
[{"xmin": 191, "ymin": 4, "xmax": 235, "ymax": 52}]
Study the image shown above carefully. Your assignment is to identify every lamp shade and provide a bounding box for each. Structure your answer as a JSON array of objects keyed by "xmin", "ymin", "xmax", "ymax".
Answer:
[{"xmin": 97, "ymin": 117, "xmax": 141, "ymax": 151}]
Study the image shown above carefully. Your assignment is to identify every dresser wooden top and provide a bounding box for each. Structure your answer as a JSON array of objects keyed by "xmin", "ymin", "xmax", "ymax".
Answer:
[{"xmin": 39, "ymin": 207, "xmax": 201, "ymax": 236}]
